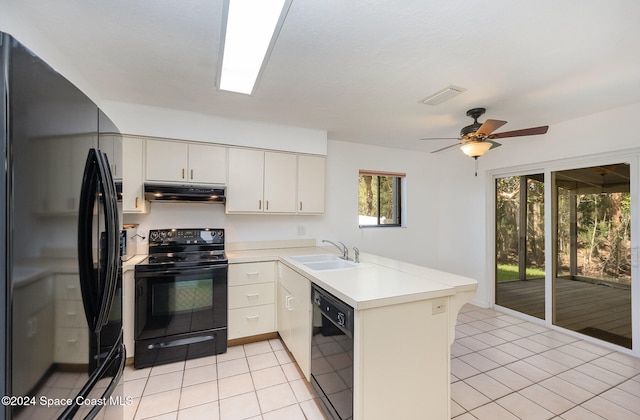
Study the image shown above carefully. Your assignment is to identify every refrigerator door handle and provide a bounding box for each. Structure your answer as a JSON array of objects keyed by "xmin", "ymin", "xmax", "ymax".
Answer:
[
  {"xmin": 77, "ymin": 148, "xmax": 120, "ymax": 334},
  {"xmin": 94, "ymin": 151, "xmax": 120, "ymax": 331}
]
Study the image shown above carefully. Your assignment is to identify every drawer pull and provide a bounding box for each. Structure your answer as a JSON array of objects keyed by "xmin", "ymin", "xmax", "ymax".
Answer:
[
  {"xmin": 66, "ymin": 338, "xmax": 78, "ymax": 343},
  {"xmin": 246, "ymin": 315, "xmax": 260, "ymax": 321},
  {"xmin": 66, "ymin": 284, "xmax": 77, "ymax": 289},
  {"xmin": 66, "ymin": 311, "xmax": 77, "ymax": 316},
  {"xmin": 246, "ymin": 293, "xmax": 260, "ymax": 299},
  {"xmin": 246, "ymin": 272, "xmax": 260, "ymax": 277}
]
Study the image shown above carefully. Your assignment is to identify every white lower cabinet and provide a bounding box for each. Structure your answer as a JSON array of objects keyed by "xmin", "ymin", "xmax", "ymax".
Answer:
[
  {"xmin": 13, "ymin": 275, "xmax": 54, "ymax": 395},
  {"xmin": 228, "ymin": 262, "xmax": 276, "ymax": 340},
  {"xmin": 277, "ymin": 264, "xmax": 311, "ymax": 379},
  {"xmin": 54, "ymin": 274, "xmax": 89, "ymax": 364}
]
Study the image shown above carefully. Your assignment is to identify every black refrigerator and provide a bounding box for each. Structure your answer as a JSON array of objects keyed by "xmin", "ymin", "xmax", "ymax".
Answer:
[{"xmin": 1, "ymin": 33, "xmax": 125, "ymax": 419}]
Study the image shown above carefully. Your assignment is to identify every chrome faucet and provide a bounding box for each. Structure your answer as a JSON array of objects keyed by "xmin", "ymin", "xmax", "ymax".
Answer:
[
  {"xmin": 322, "ymin": 239, "xmax": 349, "ymax": 260},
  {"xmin": 353, "ymin": 247, "xmax": 360, "ymax": 263}
]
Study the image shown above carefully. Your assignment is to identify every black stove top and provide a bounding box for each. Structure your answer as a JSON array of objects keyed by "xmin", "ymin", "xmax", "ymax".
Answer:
[{"xmin": 137, "ymin": 228, "xmax": 227, "ymax": 270}]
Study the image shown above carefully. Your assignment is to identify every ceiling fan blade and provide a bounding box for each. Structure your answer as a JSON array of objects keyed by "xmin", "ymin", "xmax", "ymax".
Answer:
[
  {"xmin": 419, "ymin": 137, "xmax": 461, "ymax": 141},
  {"xmin": 476, "ymin": 119, "xmax": 507, "ymax": 136},
  {"xmin": 489, "ymin": 125, "xmax": 548, "ymax": 139},
  {"xmin": 430, "ymin": 143, "xmax": 460, "ymax": 154}
]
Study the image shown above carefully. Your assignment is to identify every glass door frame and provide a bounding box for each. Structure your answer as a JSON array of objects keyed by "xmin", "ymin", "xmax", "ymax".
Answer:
[{"xmin": 488, "ymin": 149, "xmax": 640, "ymax": 356}]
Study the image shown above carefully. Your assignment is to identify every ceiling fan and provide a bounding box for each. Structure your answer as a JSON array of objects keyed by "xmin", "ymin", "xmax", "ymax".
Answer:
[{"xmin": 421, "ymin": 107, "xmax": 549, "ymax": 160}]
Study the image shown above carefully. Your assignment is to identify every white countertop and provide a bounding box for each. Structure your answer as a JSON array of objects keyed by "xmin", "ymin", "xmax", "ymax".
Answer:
[{"xmin": 226, "ymin": 246, "xmax": 477, "ymax": 310}]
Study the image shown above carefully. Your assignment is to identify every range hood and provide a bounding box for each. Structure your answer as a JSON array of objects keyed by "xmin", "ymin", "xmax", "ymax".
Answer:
[{"xmin": 144, "ymin": 183, "xmax": 226, "ymax": 203}]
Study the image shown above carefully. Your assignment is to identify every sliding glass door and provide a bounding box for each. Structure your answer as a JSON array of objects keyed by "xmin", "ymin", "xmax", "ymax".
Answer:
[
  {"xmin": 552, "ymin": 163, "xmax": 632, "ymax": 348},
  {"xmin": 495, "ymin": 174, "xmax": 545, "ymax": 319}
]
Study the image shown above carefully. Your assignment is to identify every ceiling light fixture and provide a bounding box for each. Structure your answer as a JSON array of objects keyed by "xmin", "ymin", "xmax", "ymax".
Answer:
[
  {"xmin": 460, "ymin": 141, "xmax": 491, "ymax": 158},
  {"xmin": 218, "ymin": 0, "xmax": 292, "ymax": 95}
]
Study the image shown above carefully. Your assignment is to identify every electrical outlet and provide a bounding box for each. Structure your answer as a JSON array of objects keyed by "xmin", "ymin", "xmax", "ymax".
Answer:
[
  {"xmin": 432, "ymin": 299, "xmax": 447, "ymax": 315},
  {"xmin": 296, "ymin": 225, "xmax": 306, "ymax": 236}
]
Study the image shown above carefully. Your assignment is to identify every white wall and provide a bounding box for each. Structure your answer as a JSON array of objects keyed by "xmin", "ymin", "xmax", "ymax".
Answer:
[{"xmin": 101, "ymin": 101, "xmax": 328, "ymax": 155}]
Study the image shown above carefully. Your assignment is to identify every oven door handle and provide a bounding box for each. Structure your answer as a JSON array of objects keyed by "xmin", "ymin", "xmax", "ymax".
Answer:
[{"xmin": 135, "ymin": 264, "xmax": 228, "ymax": 277}]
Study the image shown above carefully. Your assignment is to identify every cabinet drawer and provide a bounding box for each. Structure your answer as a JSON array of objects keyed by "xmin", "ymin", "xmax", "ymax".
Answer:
[
  {"xmin": 54, "ymin": 274, "xmax": 82, "ymax": 300},
  {"xmin": 228, "ymin": 304, "xmax": 275, "ymax": 340},
  {"xmin": 54, "ymin": 326, "xmax": 89, "ymax": 363},
  {"xmin": 229, "ymin": 262, "xmax": 275, "ymax": 286},
  {"xmin": 55, "ymin": 300, "xmax": 88, "ymax": 328},
  {"xmin": 229, "ymin": 283, "xmax": 275, "ymax": 309}
]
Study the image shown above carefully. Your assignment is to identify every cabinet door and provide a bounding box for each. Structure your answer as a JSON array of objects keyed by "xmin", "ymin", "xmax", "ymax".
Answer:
[
  {"xmin": 146, "ymin": 139, "xmax": 189, "ymax": 182},
  {"xmin": 297, "ymin": 155, "xmax": 325, "ymax": 214},
  {"xmin": 122, "ymin": 136, "xmax": 149, "ymax": 213},
  {"xmin": 188, "ymin": 144, "xmax": 226, "ymax": 184},
  {"xmin": 277, "ymin": 283, "xmax": 292, "ymax": 345},
  {"xmin": 227, "ymin": 148, "xmax": 265, "ymax": 212},
  {"xmin": 100, "ymin": 133, "xmax": 123, "ymax": 181},
  {"xmin": 278, "ymin": 264, "xmax": 311, "ymax": 379},
  {"xmin": 264, "ymin": 152, "xmax": 297, "ymax": 213}
]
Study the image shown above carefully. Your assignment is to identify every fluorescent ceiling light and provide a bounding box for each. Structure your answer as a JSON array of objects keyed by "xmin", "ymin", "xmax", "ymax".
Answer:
[{"xmin": 219, "ymin": 0, "xmax": 291, "ymax": 95}]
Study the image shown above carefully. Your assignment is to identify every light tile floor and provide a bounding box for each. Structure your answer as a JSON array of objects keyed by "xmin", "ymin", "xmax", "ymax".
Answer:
[
  {"xmin": 124, "ymin": 303, "xmax": 640, "ymax": 419},
  {"xmin": 452, "ymin": 304, "xmax": 640, "ymax": 419},
  {"xmin": 123, "ymin": 338, "xmax": 326, "ymax": 419}
]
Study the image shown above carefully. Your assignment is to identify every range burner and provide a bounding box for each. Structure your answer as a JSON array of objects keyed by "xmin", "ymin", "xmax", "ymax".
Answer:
[{"xmin": 138, "ymin": 228, "xmax": 228, "ymax": 269}]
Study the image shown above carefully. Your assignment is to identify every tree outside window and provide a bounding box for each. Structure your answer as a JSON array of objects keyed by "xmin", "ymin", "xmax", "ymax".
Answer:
[{"xmin": 358, "ymin": 170, "xmax": 403, "ymax": 227}]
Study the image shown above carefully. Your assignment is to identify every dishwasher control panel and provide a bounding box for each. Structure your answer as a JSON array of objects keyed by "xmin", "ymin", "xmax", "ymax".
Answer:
[{"xmin": 312, "ymin": 285, "xmax": 354, "ymax": 336}]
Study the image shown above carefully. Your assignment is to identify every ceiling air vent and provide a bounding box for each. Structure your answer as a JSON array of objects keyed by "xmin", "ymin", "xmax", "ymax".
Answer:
[{"xmin": 419, "ymin": 85, "xmax": 467, "ymax": 106}]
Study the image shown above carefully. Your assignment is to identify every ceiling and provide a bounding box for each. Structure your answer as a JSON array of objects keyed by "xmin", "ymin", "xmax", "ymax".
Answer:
[{"xmin": 7, "ymin": 0, "xmax": 640, "ymax": 152}]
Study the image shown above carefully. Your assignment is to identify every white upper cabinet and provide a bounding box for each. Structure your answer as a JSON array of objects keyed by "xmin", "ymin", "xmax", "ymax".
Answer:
[
  {"xmin": 227, "ymin": 148, "xmax": 265, "ymax": 212},
  {"xmin": 264, "ymin": 152, "xmax": 297, "ymax": 213},
  {"xmin": 145, "ymin": 139, "xmax": 226, "ymax": 184},
  {"xmin": 188, "ymin": 143, "xmax": 227, "ymax": 184},
  {"xmin": 99, "ymin": 133, "xmax": 123, "ymax": 181},
  {"xmin": 297, "ymin": 155, "xmax": 325, "ymax": 214},
  {"xmin": 33, "ymin": 135, "xmax": 97, "ymax": 215},
  {"xmin": 122, "ymin": 136, "xmax": 149, "ymax": 213},
  {"xmin": 227, "ymin": 149, "xmax": 299, "ymax": 214},
  {"xmin": 227, "ymin": 148, "xmax": 325, "ymax": 214}
]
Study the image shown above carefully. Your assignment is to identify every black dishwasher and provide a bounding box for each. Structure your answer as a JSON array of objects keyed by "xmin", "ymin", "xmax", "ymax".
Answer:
[{"xmin": 310, "ymin": 284, "xmax": 354, "ymax": 420}]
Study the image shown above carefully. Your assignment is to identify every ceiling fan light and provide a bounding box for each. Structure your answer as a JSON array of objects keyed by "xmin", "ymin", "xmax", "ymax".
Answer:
[{"xmin": 460, "ymin": 142, "xmax": 492, "ymax": 158}]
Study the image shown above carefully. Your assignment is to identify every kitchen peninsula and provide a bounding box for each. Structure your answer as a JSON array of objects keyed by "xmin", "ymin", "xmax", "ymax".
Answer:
[{"xmin": 223, "ymin": 241, "xmax": 477, "ymax": 420}]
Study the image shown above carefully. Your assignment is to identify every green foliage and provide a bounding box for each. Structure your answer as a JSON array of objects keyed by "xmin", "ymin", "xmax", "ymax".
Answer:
[
  {"xmin": 497, "ymin": 264, "xmax": 546, "ymax": 282},
  {"xmin": 358, "ymin": 174, "xmax": 399, "ymax": 224}
]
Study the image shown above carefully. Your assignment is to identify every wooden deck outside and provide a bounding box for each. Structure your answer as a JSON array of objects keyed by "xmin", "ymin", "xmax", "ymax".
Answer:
[{"xmin": 496, "ymin": 277, "xmax": 632, "ymax": 347}]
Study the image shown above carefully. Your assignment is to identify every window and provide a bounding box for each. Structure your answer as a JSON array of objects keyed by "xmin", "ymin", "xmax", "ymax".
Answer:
[{"xmin": 358, "ymin": 170, "xmax": 404, "ymax": 227}]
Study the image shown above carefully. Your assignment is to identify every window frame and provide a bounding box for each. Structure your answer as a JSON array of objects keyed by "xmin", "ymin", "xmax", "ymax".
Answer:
[{"xmin": 358, "ymin": 170, "xmax": 405, "ymax": 228}]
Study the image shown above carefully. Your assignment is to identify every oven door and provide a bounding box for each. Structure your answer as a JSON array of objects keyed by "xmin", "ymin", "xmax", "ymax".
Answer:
[
  {"xmin": 134, "ymin": 264, "xmax": 227, "ymax": 368},
  {"xmin": 135, "ymin": 264, "xmax": 227, "ymax": 339}
]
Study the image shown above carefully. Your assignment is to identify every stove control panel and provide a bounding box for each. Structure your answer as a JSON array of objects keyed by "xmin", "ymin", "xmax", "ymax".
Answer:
[{"xmin": 148, "ymin": 228, "xmax": 224, "ymax": 245}]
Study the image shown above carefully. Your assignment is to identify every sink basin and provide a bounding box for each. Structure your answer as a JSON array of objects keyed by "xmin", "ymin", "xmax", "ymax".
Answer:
[
  {"xmin": 301, "ymin": 260, "xmax": 361, "ymax": 271},
  {"xmin": 290, "ymin": 254, "xmax": 340, "ymax": 263}
]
